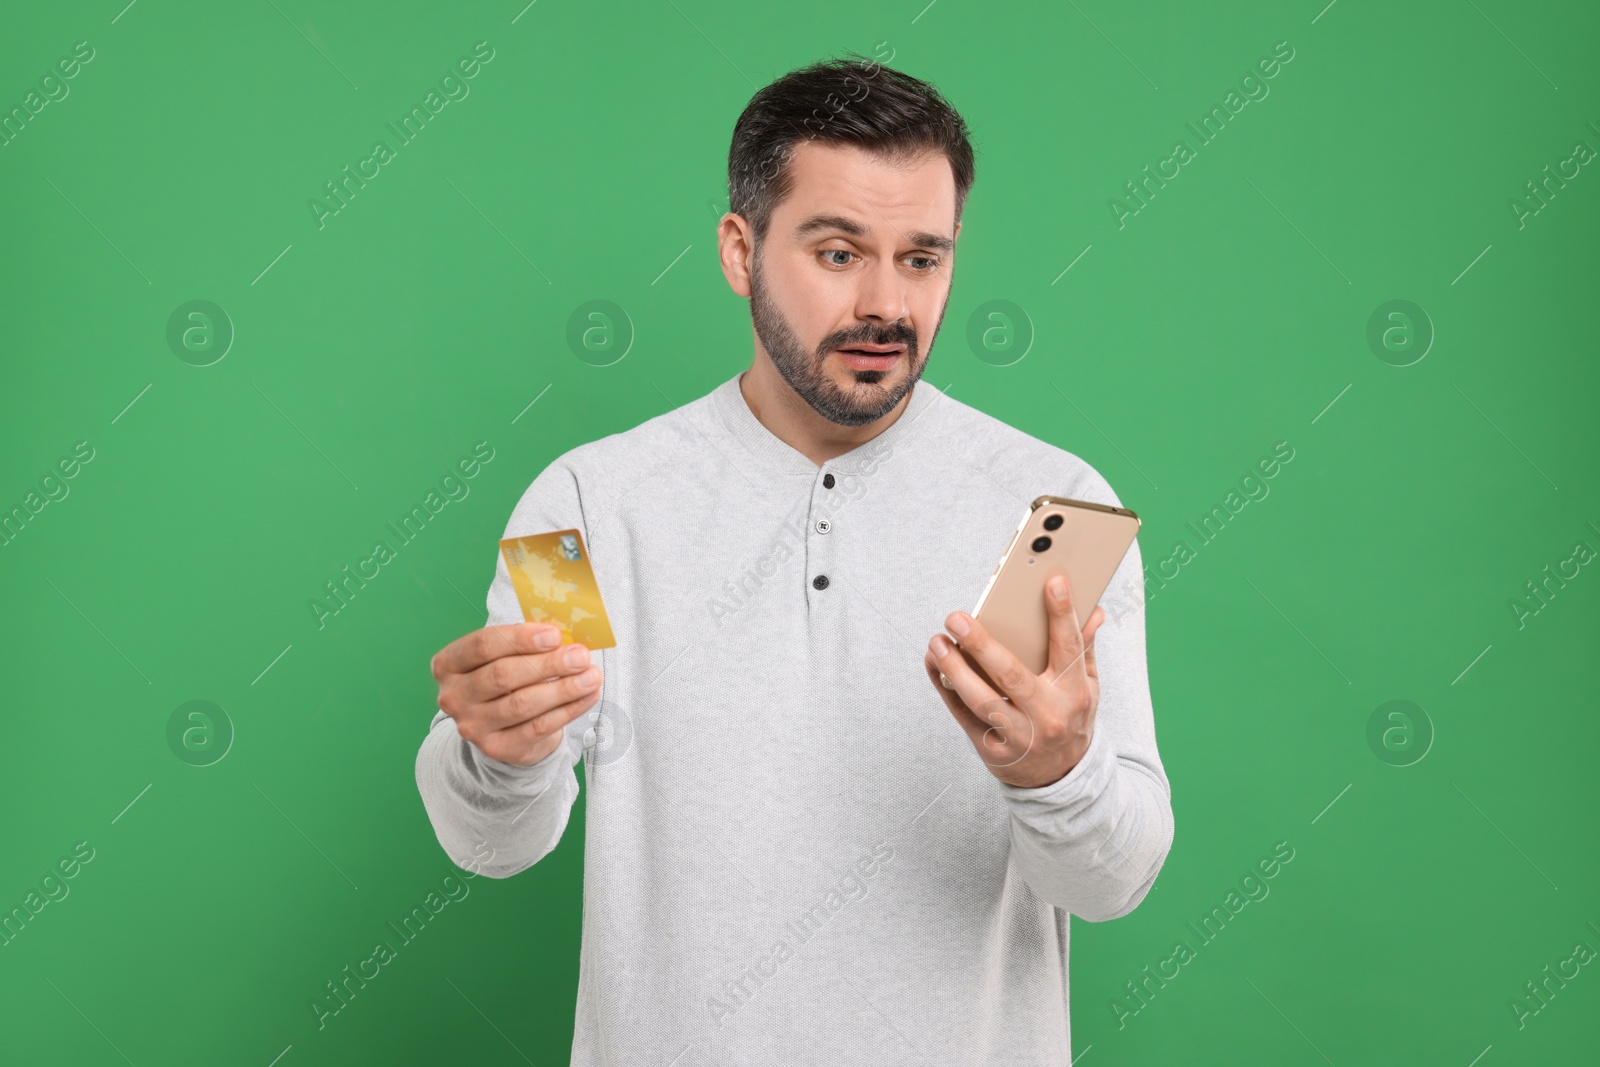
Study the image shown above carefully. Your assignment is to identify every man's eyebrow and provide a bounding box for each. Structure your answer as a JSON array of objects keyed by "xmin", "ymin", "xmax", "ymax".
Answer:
[{"xmin": 791, "ymin": 213, "xmax": 953, "ymax": 254}]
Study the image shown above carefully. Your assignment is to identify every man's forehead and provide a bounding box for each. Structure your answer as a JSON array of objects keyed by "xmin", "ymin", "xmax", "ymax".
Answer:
[{"xmin": 776, "ymin": 141, "xmax": 956, "ymax": 249}]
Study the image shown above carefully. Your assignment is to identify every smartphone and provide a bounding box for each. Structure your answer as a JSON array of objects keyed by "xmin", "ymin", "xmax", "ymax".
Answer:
[{"xmin": 941, "ymin": 495, "xmax": 1141, "ymax": 696}]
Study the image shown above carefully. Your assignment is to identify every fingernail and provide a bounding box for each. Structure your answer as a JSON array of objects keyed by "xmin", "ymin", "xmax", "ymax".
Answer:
[
  {"xmin": 931, "ymin": 634, "xmax": 953, "ymax": 656},
  {"xmin": 1050, "ymin": 576, "xmax": 1067, "ymax": 601},
  {"xmin": 947, "ymin": 614, "xmax": 970, "ymax": 637},
  {"xmin": 563, "ymin": 645, "xmax": 589, "ymax": 668},
  {"xmin": 535, "ymin": 628, "xmax": 560, "ymax": 649}
]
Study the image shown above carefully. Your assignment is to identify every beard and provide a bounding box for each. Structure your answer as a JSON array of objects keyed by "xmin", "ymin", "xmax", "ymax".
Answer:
[{"xmin": 748, "ymin": 247, "xmax": 944, "ymax": 428}]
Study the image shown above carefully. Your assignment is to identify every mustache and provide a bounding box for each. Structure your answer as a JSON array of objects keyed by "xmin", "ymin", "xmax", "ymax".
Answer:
[{"xmin": 823, "ymin": 326, "xmax": 918, "ymax": 351}]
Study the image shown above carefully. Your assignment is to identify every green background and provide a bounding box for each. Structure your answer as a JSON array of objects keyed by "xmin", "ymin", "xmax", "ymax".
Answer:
[{"xmin": 3, "ymin": 0, "xmax": 1597, "ymax": 1063}]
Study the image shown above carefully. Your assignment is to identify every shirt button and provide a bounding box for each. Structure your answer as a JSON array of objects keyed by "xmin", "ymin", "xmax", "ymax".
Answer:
[
  {"xmin": 813, "ymin": 574, "xmax": 829, "ymax": 590},
  {"xmin": 823, "ymin": 473, "xmax": 835, "ymax": 489},
  {"xmin": 815, "ymin": 518, "xmax": 830, "ymax": 534}
]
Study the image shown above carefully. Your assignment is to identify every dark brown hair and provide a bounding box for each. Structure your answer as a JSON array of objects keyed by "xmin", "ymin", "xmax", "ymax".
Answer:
[{"xmin": 727, "ymin": 53, "xmax": 976, "ymax": 245}]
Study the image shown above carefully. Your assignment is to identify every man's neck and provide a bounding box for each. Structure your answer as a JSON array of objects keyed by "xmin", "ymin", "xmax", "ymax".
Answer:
[{"xmin": 738, "ymin": 362, "xmax": 913, "ymax": 468}]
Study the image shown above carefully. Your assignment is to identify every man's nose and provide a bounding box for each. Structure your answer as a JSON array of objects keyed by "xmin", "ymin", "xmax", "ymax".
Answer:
[{"xmin": 855, "ymin": 257, "xmax": 908, "ymax": 325}]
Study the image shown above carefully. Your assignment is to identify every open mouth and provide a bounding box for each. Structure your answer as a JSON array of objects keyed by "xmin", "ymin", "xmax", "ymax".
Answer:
[{"xmin": 834, "ymin": 345, "xmax": 905, "ymax": 370}]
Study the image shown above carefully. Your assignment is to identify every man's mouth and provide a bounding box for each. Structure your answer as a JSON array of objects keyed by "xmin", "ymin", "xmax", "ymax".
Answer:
[{"xmin": 834, "ymin": 344, "xmax": 906, "ymax": 370}]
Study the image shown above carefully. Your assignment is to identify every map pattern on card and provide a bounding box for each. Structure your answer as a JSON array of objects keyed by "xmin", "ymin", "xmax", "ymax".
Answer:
[{"xmin": 497, "ymin": 529, "xmax": 617, "ymax": 650}]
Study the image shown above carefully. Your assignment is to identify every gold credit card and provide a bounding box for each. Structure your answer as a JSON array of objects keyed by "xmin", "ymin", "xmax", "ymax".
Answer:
[{"xmin": 497, "ymin": 529, "xmax": 616, "ymax": 650}]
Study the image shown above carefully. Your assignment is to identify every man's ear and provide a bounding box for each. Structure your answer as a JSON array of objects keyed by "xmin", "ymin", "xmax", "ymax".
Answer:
[{"xmin": 718, "ymin": 213, "xmax": 756, "ymax": 298}]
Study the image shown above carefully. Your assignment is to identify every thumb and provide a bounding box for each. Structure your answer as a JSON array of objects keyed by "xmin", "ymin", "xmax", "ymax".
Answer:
[{"xmin": 1045, "ymin": 573, "xmax": 1086, "ymax": 681}]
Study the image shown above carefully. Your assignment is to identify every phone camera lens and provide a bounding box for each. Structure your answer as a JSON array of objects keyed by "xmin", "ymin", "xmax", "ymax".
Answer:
[
  {"xmin": 1042, "ymin": 514, "xmax": 1063, "ymax": 531},
  {"xmin": 1031, "ymin": 535, "xmax": 1052, "ymax": 553}
]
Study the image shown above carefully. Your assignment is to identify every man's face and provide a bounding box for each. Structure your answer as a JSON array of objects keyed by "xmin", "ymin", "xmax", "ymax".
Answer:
[{"xmin": 747, "ymin": 140, "xmax": 960, "ymax": 428}]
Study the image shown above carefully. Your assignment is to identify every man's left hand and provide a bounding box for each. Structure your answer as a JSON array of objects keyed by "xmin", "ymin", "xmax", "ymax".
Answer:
[{"xmin": 924, "ymin": 574, "xmax": 1105, "ymax": 789}]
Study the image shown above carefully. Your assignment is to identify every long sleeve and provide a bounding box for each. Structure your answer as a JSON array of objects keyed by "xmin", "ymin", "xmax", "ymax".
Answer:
[
  {"xmin": 413, "ymin": 458, "xmax": 597, "ymax": 880},
  {"xmin": 995, "ymin": 534, "xmax": 1175, "ymax": 921}
]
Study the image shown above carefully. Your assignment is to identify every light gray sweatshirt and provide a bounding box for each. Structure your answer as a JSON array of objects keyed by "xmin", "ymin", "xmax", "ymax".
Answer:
[{"xmin": 414, "ymin": 371, "xmax": 1174, "ymax": 1065}]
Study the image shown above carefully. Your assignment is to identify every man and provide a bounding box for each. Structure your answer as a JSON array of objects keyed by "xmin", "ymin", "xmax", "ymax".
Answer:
[{"xmin": 416, "ymin": 55, "xmax": 1174, "ymax": 1065}]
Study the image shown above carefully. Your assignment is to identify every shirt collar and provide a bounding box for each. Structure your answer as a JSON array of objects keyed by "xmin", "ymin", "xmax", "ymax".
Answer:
[{"xmin": 710, "ymin": 370, "xmax": 944, "ymax": 476}]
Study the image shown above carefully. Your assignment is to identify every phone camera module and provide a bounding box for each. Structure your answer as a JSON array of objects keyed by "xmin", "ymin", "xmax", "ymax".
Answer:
[
  {"xmin": 1030, "ymin": 536, "xmax": 1052, "ymax": 553},
  {"xmin": 1042, "ymin": 514, "xmax": 1063, "ymax": 531}
]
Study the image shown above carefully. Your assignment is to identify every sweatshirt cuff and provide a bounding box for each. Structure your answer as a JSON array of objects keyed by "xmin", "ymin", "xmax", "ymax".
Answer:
[
  {"xmin": 463, "ymin": 728, "xmax": 570, "ymax": 788},
  {"xmin": 996, "ymin": 718, "xmax": 1114, "ymax": 812}
]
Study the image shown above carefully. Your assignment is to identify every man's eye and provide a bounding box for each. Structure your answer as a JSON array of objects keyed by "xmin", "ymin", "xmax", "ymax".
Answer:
[
  {"xmin": 908, "ymin": 257, "xmax": 940, "ymax": 272},
  {"xmin": 822, "ymin": 249, "xmax": 854, "ymax": 266}
]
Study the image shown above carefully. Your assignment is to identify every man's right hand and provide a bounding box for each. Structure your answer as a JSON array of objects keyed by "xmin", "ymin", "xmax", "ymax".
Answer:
[{"xmin": 431, "ymin": 623, "xmax": 604, "ymax": 768}]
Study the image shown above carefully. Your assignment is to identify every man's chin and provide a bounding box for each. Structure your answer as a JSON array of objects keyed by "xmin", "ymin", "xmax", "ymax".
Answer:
[{"xmin": 812, "ymin": 364, "xmax": 918, "ymax": 425}]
